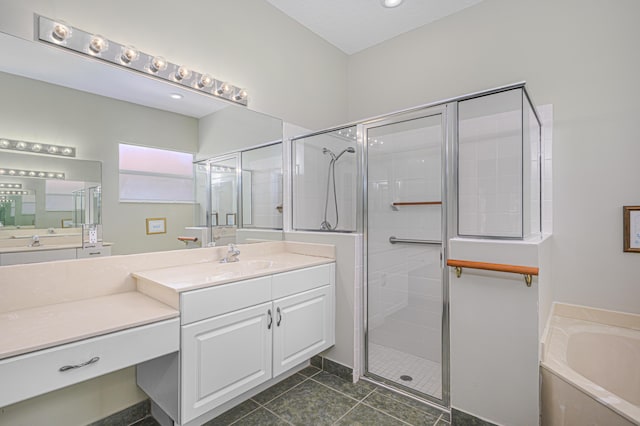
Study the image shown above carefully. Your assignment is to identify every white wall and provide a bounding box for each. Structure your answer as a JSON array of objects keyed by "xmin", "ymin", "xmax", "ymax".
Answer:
[
  {"xmin": 348, "ymin": 0, "xmax": 640, "ymax": 315},
  {"xmin": 0, "ymin": 0, "xmax": 349, "ymax": 131},
  {"xmin": 0, "ymin": 71, "xmax": 198, "ymax": 255}
]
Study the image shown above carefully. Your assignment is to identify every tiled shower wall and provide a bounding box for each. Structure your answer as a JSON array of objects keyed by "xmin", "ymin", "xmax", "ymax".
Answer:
[
  {"xmin": 248, "ymin": 169, "xmax": 282, "ymax": 228},
  {"xmin": 292, "ymin": 132, "xmax": 357, "ymax": 232},
  {"xmin": 367, "ymin": 123, "xmax": 442, "ymax": 363}
]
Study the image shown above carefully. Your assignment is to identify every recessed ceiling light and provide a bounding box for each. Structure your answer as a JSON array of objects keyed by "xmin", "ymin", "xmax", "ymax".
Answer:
[
  {"xmin": 170, "ymin": 93, "xmax": 183, "ymax": 100},
  {"xmin": 382, "ymin": 0, "xmax": 404, "ymax": 7}
]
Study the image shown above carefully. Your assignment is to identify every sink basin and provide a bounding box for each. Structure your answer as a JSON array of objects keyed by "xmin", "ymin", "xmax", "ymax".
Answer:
[{"xmin": 217, "ymin": 259, "xmax": 276, "ymax": 273}]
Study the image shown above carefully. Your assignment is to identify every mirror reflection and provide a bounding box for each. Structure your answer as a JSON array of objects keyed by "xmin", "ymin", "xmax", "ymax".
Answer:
[
  {"xmin": 0, "ymin": 32, "xmax": 284, "ymax": 263},
  {"xmin": 192, "ymin": 142, "xmax": 283, "ymax": 248}
]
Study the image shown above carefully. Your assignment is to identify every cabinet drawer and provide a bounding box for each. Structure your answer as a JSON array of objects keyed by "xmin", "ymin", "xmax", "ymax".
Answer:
[
  {"xmin": 76, "ymin": 246, "xmax": 111, "ymax": 258},
  {"xmin": 0, "ymin": 318, "xmax": 179, "ymax": 408},
  {"xmin": 272, "ymin": 263, "xmax": 334, "ymax": 299},
  {"xmin": 181, "ymin": 276, "xmax": 272, "ymax": 325}
]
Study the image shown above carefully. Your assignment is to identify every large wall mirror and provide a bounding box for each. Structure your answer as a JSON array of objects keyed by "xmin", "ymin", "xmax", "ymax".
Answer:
[
  {"xmin": 0, "ymin": 30, "xmax": 283, "ymax": 261},
  {"xmin": 0, "ymin": 151, "xmax": 101, "ymax": 230},
  {"xmin": 194, "ymin": 142, "xmax": 283, "ymax": 247}
]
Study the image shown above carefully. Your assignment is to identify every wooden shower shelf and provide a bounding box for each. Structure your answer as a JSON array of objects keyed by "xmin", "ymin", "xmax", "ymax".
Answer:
[{"xmin": 391, "ymin": 201, "xmax": 442, "ymax": 206}]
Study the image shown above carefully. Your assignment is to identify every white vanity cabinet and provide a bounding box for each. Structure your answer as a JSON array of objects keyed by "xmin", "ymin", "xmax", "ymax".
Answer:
[
  {"xmin": 181, "ymin": 302, "xmax": 273, "ymax": 422},
  {"xmin": 137, "ymin": 263, "xmax": 335, "ymax": 426}
]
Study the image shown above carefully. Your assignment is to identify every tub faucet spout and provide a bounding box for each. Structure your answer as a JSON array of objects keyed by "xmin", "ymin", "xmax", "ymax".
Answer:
[{"xmin": 220, "ymin": 244, "xmax": 240, "ymax": 263}]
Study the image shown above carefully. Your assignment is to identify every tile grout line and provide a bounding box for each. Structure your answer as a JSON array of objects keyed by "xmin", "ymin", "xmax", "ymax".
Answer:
[
  {"xmin": 330, "ymin": 402, "xmax": 362, "ymax": 425},
  {"xmin": 228, "ymin": 371, "xmax": 319, "ymax": 425},
  {"xmin": 372, "ymin": 387, "xmax": 445, "ymax": 418},
  {"xmin": 262, "ymin": 405, "xmax": 296, "ymax": 426},
  {"xmin": 357, "ymin": 401, "xmax": 416, "ymax": 426},
  {"xmin": 308, "ymin": 375, "xmax": 376, "ymax": 404},
  {"xmin": 248, "ymin": 372, "xmax": 314, "ymax": 407},
  {"xmin": 362, "ymin": 389, "xmax": 440, "ymax": 424}
]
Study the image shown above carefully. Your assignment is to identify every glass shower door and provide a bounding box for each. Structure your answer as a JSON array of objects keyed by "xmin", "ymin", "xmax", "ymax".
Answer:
[{"xmin": 365, "ymin": 110, "xmax": 446, "ymax": 403}]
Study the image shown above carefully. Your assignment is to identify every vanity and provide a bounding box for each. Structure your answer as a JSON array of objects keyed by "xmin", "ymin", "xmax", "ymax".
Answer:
[
  {"xmin": 133, "ymin": 247, "xmax": 335, "ymax": 426},
  {"xmin": 0, "ymin": 241, "xmax": 335, "ymax": 426}
]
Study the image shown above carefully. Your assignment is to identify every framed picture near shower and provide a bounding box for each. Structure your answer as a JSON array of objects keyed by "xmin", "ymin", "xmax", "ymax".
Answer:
[{"xmin": 623, "ymin": 206, "xmax": 640, "ymax": 252}]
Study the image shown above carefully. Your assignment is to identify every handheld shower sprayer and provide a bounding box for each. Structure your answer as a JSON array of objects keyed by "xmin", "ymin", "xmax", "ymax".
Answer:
[{"xmin": 321, "ymin": 146, "xmax": 355, "ymax": 231}]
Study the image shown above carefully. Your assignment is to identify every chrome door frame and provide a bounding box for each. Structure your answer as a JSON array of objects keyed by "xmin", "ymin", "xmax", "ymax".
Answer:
[{"xmin": 360, "ymin": 103, "xmax": 451, "ymax": 409}]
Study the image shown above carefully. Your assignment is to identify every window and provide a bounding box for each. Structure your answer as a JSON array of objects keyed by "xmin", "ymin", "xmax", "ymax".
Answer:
[{"xmin": 119, "ymin": 144, "xmax": 194, "ymax": 203}]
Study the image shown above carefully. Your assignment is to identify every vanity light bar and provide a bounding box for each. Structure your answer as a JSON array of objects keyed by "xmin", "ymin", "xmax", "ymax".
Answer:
[
  {"xmin": 0, "ymin": 198, "xmax": 15, "ymax": 203},
  {"xmin": 0, "ymin": 138, "xmax": 76, "ymax": 157},
  {"xmin": 0, "ymin": 190, "xmax": 29, "ymax": 195},
  {"xmin": 37, "ymin": 15, "xmax": 249, "ymax": 106},
  {"xmin": 0, "ymin": 183, "xmax": 22, "ymax": 189},
  {"xmin": 0, "ymin": 168, "xmax": 65, "ymax": 180}
]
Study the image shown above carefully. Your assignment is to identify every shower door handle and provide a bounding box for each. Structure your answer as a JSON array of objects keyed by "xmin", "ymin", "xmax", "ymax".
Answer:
[{"xmin": 389, "ymin": 236, "xmax": 441, "ymax": 245}]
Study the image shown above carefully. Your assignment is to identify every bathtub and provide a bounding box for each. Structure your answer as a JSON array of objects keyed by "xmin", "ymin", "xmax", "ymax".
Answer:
[{"xmin": 541, "ymin": 303, "xmax": 640, "ymax": 426}]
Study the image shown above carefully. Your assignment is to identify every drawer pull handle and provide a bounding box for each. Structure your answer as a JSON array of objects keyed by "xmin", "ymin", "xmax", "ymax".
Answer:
[
  {"xmin": 88, "ymin": 252, "xmax": 101, "ymax": 255},
  {"xmin": 267, "ymin": 309, "xmax": 273, "ymax": 329},
  {"xmin": 59, "ymin": 356, "xmax": 100, "ymax": 372},
  {"xmin": 276, "ymin": 307, "xmax": 282, "ymax": 326}
]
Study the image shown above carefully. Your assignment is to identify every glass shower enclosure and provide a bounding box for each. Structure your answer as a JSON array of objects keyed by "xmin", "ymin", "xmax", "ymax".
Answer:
[
  {"xmin": 363, "ymin": 106, "xmax": 449, "ymax": 403},
  {"xmin": 289, "ymin": 82, "xmax": 542, "ymax": 410}
]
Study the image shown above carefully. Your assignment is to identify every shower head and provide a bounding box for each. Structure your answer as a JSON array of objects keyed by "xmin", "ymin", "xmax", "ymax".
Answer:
[
  {"xmin": 335, "ymin": 146, "xmax": 356, "ymax": 161},
  {"xmin": 322, "ymin": 147, "xmax": 336, "ymax": 160}
]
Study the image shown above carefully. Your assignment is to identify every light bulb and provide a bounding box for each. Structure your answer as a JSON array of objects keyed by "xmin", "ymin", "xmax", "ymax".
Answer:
[
  {"xmin": 149, "ymin": 56, "xmax": 168, "ymax": 73},
  {"xmin": 48, "ymin": 146, "xmax": 58, "ymax": 154},
  {"xmin": 47, "ymin": 173, "xmax": 55, "ymax": 178},
  {"xmin": 174, "ymin": 66, "xmax": 192, "ymax": 81},
  {"xmin": 0, "ymin": 170, "xmax": 7, "ymax": 175},
  {"xmin": 15, "ymin": 142, "xmax": 27, "ymax": 150},
  {"xmin": 18, "ymin": 171, "xmax": 26, "ymax": 176},
  {"xmin": 38, "ymin": 172, "xmax": 46, "ymax": 177},
  {"xmin": 120, "ymin": 45, "xmax": 139, "ymax": 64},
  {"xmin": 56, "ymin": 173, "xmax": 64, "ymax": 179},
  {"xmin": 62, "ymin": 148, "xmax": 73, "ymax": 155},
  {"xmin": 216, "ymin": 82, "xmax": 233, "ymax": 95},
  {"xmin": 0, "ymin": 139, "xmax": 9, "ymax": 148},
  {"xmin": 233, "ymin": 88, "xmax": 248, "ymax": 101},
  {"xmin": 88, "ymin": 35, "xmax": 109, "ymax": 54},
  {"xmin": 197, "ymin": 74, "xmax": 214, "ymax": 89},
  {"xmin": 52, "ymin": 22, "xmax": 71, "ymax": 42},
  {"xmin": 28, "ymin": 171, "xmax": 36, "ymax": 177},
  {"xmin": 381, "ymin": 0, "xmax": 404, "ymax": 7},
  {"xmin": 31, "ymin": 144, "xmax": 42, "ymax": 152}
]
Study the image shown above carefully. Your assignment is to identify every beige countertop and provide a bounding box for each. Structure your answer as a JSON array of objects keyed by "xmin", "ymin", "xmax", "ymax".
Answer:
[
  {"xmin": 0, "ymin": 291, "xmax": 178, "ymax": 360},
  {"xmin": 133, "ymin": 241, "xmax": 336, "ymax": 309},
  {"xmin": 133, "ymin": 252, "xmax": 334, "ymax": 293}
]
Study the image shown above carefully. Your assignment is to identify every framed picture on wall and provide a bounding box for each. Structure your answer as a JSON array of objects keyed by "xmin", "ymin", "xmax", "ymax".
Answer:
[
  {"xmin": 61, "ymin": 219, "xmax": 73, "ymax": 228},
  {"xmin": 146, "ymin": 217, "xmax": 166, "ymax": 235},
  {"xmin": 623, "ymin": 206, "xmax": 640, "ymax": 252},
  {"xmin": 226, "ymin": 213, "xmax": 236, "ymax": 226},
  {"xmin": 211, "ymin": 213, "xmax": 218, "ymax": 227}
]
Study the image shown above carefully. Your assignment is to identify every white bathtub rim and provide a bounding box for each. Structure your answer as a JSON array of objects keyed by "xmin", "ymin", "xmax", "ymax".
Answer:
[
  {"xmin": 540, "ymin": 364, "xmax": 639, "ymax": 425},
  {"xmin": 542, "ymin": 315, "xmax": 640, "ymax": 424}
]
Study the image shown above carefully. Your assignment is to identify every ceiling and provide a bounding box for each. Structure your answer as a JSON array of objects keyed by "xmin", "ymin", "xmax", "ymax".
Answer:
[{"xmin": 265, "ymin": 0, "xmax": 483, "ymax": 54}]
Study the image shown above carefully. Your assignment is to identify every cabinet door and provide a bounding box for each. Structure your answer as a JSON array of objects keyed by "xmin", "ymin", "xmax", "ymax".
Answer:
[
  {"xmin": 272, "ymin": 284, "xmax": 335, "ymax": 377},
  {"xmin": 181, "ymin": 302, "xmax": 272, "ymax": 423}
]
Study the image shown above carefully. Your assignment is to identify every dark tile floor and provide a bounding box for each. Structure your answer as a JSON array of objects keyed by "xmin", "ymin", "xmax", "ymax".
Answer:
[
  {"xmin": 201, "ymin": 365, "xmax": 449, "ymax": 426},
  {"xmin": 132, "ymin": 365, "xmax": 449, "ymax": 426}
]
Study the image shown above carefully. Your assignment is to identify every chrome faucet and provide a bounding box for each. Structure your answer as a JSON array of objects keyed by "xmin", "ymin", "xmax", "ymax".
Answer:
[
  {"xmin": 29, "ymin": 235, "xmax": 41, "ymax": 247},
  {"xmin": 220, "ymin": 243, "xmax": 240, "ymax": 263}
]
